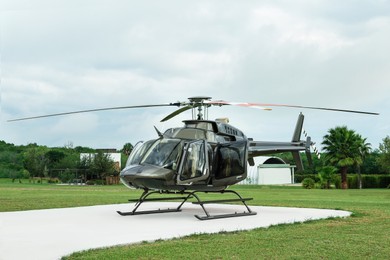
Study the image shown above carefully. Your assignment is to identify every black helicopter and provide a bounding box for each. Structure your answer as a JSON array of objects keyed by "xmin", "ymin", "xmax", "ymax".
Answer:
[{"xmin": 9, "ymin": 96, "xmax": 378, "ymax": 220}]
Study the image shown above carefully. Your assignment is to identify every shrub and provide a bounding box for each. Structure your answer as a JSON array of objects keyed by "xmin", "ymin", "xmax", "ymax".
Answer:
[
  {"xmin": 47, "ymin": 178, "xmax": 59, "ymax": 184},
  {"xmin": 58, "ymin": 169, "xmax": 75, "ymax": 183},
  {"xmin": 302, "ymin": 178, "xmax": 315, "ymax": 189},
  {"xmin": 93, "ymin": 179, "xmax": 106, "ymax": 185},
  {"xmin": 295, "ymin": 174, "xmax": 320, "ymax": 183},
  {"xmin": 318, "ymin": 166, "xmax": 337, "ymax": 189}
]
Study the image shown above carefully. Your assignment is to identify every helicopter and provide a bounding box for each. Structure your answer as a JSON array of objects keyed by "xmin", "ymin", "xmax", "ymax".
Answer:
[{"xmin": 9, "ymin": 96, "xmax": 379, "ymax": 220}]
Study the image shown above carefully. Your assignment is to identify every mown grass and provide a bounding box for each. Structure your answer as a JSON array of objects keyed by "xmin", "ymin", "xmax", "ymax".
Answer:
[
  {"xmin": 0, "ymin": 179, "xmax": 141, "ymax": 212},
  {"xmin": 1, "ymin": 179, "xmax": 389, "ymax": 259}
]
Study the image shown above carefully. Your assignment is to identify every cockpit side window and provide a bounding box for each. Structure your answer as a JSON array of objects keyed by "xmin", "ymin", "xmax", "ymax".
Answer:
[
  {"xmin": 180, "ymin": 142, "xmax": 205, "ymax": 180},
  {"xmin": 177, "ymin": 140, "xmax": 210, "ymax": 184}
]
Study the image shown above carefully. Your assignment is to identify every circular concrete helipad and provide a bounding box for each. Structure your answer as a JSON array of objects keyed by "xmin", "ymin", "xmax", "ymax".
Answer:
[{"xmin": 0, "ymin": 203, "xmax": 350, "ymax": 260}]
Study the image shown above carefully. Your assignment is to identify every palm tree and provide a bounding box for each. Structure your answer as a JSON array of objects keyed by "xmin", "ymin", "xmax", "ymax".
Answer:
[{"xmin": 322, "ymin": 126, "xmax": 368, "ymax": 189}]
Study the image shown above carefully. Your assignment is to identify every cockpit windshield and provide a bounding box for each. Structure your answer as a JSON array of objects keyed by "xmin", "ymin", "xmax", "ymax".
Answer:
[
  {"xmin": 125, "ymin": 140, "xmax": 155, "ymax": 167},
  {"xmin": 140, "ymin": 139, "xmax": 183, "ymax": 170}
]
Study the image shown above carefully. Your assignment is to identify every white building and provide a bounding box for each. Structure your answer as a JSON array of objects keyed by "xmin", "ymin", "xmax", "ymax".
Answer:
[{"xmin": 240, "ymin": 156, "xmax": 295, "ymax": 185}]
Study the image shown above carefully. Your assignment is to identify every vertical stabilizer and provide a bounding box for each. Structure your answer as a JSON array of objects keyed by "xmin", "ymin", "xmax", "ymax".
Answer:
[
  {"xmin": 292, "ymin": 113, "xmax": 304, "ymax": 142},
  {"xmin": 292, "ymin": 151, "xmax": 304, "ymax": 172},
  {"xmin": 292, "ymin": 113, "xmax": 305, "ymax": 171}
]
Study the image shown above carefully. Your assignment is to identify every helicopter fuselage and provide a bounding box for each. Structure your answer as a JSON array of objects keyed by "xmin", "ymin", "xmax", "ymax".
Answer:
[{"xmin": 119, "ymin": 119, "xmax": 249, "ymax": 192}]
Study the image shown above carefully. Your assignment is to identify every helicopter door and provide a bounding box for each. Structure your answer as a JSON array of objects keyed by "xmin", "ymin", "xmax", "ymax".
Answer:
[{"xmin": 177, "ymin": 140, "xmax": 209, "ymax": 184}]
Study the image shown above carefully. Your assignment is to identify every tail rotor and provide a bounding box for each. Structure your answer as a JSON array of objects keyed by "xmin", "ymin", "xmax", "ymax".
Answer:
[{"xmin": 302, "ymin": 128, "xmax": 321, "ymax": 167}]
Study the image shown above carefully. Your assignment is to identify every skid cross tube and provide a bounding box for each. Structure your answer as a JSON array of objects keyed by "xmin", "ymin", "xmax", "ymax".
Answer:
[{"xmin": 117, "ymin": 189, "xmax": 256, "ymax": 220}]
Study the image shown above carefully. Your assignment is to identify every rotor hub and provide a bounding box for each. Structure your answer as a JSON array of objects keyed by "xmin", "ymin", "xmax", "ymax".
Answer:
[{"xmin": 188, "ymin": 96, "xmax": 212, "ymax": 103}]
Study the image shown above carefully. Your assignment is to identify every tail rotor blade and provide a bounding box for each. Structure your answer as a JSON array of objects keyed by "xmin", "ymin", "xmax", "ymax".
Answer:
[
  {"xmin": 305, "ymin": 136, "xmax": 313, "ymax": 167},
  {"xmin": 303, "ymin": 128, "xmax": 321, "ymax": 160}
]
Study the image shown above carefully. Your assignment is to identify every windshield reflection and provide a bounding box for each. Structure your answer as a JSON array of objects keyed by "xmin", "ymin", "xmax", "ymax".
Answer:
[
  {"xmin": 125, "ymin": 140, "xmax": 155, "ymax": 167},
  {"xmin": 141, "ymin": 139, "xmax": 183, "ymax": 170},
  {"xmin": 126, "ymin": 139, "xmax": 183, "ymax": 170}
]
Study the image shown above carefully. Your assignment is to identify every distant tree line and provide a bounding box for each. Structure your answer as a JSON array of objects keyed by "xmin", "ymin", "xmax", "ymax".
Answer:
[
  {"xmin": 0, "ymin": 140, "xmax": 133, "ymax": 183},
  {"xmin": 1, "ymin": 126, "xmax": 390, "ymax": 189}
]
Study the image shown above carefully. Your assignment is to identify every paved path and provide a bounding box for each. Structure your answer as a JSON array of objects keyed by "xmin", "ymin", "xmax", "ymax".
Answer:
[{"xmin": 0, "ymin": 203, "xmax": 351, "ymax": 260}]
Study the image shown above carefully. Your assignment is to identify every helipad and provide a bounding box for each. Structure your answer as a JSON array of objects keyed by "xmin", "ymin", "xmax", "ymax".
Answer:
[{"xmin": 0, "ymin": 203, "xmax": 351, "ymax": 260}]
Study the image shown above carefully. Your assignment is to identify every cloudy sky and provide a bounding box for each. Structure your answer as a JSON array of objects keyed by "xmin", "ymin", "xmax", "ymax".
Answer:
[{"xmin": 1, "ymin": 0, "xmax": 389, "ymax": 151}]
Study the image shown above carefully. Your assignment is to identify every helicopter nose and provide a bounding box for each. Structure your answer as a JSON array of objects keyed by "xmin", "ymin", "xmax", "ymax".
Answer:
[
  {"xmin": 120, "ymin": 165, "xmax": 143, "ymax": 176},
  {"xmin": 119, "ymin": 164, "xmax": 175, "ymax": 189}
]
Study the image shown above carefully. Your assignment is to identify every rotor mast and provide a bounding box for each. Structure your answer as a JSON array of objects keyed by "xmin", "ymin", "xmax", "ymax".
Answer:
[{"xmin": 188, "ymin": 96, "xmax": 211, "ymax": 120}]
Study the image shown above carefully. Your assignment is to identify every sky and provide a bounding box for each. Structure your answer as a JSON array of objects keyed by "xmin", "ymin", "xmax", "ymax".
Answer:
[{"xmin": 0, "ymin": 0, "xmax": 389, "ymax": 151}]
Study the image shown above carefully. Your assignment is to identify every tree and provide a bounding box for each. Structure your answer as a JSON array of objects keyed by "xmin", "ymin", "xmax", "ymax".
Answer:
[
  {"xmin": 121, "ymin": 143, "xmax": 133, "ymax": 156},
  {"xmin": 90, "ymin": 152, "xmax": 116, "ymax": 180},
  {"xmin": 78, "ymin": 154, "xmax": 93, "ymax": 181},
  {"xmin": 23, "ymin": 145, "xmax": 48, "ymax": 182},
  {"xmin": 354, "ymin": 134, "xmax": 371, "ymax": 189},
  {"xmin": 361, "ymin": 150, "xmax": 384, "ymax": 175},
  {"xmin": 377, "ymin": 136, "xmax": 390, "ymax": 174},
  {"xmin": 322, "ymin": 126, "xmax": 369, "ymax": 189},
  {"xmin": 45, "ymin": 150, "xmax": 66, "ymax": 178}
]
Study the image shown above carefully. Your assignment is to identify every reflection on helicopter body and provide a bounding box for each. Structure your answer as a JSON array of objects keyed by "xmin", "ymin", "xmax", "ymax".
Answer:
[{"xmin": 119, "ymin": 120, "xmax": 248, "ymax": 192}]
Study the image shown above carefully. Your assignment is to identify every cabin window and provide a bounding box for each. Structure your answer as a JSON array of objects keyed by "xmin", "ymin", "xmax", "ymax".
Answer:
[{"xmin": 215, "ymin": 141, "xmax": 247, "ymax": 179}]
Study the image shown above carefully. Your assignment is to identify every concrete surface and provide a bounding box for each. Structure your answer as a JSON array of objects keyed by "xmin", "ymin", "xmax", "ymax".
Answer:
[{"xmin": 0, "ymin": 202, "xmax": 351, "ymax": 260}]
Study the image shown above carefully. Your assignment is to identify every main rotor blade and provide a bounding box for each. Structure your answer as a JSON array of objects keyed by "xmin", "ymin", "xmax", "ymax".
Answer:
[
  {"xmin": 160, "ymin": 105, "xmax": 193, "ymax": 122},
  {"xmin": 206, "ymin": 101, "xmax": 272, "ymax": 111},
  {"xmin": 8, "ymin": 103, "xmax": 180, "ymax": 122},
  {"xmin": 208, "ymin": 101, "xmax": 379, "ymax": 115}
]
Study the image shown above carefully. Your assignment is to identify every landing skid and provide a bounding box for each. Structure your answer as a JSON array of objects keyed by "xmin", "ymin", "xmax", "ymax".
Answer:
[
  {"xmin": 116, "ymin": 190, "xmax": 190, "ymax": 216},
  {"xmin": 117, "ymin": 189, "xmax": 257, "ymax": 220}
]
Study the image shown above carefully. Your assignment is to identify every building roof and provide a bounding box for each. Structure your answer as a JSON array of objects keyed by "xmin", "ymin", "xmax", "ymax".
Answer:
[{"xmin": 251, "ymin": 156, "xmax": 287, "ymax": 165}]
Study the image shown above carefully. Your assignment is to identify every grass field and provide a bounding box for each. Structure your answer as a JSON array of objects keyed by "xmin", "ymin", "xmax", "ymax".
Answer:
[{"xmin": 1, "ymin": 179, "xmax": 389, "ymax": 259}]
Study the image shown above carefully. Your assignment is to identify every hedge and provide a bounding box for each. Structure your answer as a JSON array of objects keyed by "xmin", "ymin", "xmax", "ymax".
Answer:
[
  {"xmin": 347, "ymin": 175, "xmax": 390, "ymax": 189},
  {"xmin": 295, "ymin": 174, "xmax": 390, "ymax": 189}
]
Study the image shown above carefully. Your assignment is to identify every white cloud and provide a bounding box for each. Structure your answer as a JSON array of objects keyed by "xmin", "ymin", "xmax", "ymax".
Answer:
[{"xmin": 0, "ymin": 0, "xmax": 388, "ymax": 150}]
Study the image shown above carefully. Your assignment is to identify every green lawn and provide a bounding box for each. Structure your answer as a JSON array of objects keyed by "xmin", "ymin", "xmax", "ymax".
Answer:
[{"xmin": 0, "ymin": 179, "xmax": 389, "ymax": 259}]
